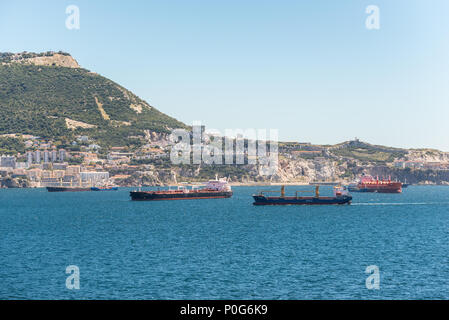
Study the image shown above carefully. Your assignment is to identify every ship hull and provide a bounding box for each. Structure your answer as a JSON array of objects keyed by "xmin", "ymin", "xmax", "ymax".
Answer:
[
  {"xmin": 357, "ymin": 183, "xmax": 402, "ymax": 193},
  {"xmin": 348, "ymin": 186, "xmax": 372, "ymax": 193},
  {"xmin": 46, "ymin": 187, "xmax": 92, "ymax": 192},
  {"xmin": 91, "ymin": 187, "xmax": 118, "ymax": 191},
  {"xmin": 348, "ymin": 186, "xmax": 376, "ymax": 193},
  {"xmin": 130, "ymin": 190, "xmax": 233, "ymax": 201},
  {"xmin": 252, "ymin": 195, "xmax": 352, "ymax": 206}
]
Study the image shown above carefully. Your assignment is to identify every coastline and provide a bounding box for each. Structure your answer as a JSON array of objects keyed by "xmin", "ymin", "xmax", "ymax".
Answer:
[{"xmin": 2, "ymin": 182, "xmax": 449, "ymax": 190}]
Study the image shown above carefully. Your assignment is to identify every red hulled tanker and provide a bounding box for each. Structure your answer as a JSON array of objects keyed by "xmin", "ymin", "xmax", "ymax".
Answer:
[{"xmin": 349, "ymin": 175, "xmax": 402, "ymax": 193}]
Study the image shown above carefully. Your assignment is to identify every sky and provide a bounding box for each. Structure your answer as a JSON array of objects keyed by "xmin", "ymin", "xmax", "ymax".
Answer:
[{"xmin": 1, "ymin": 0, "xmax": 449, "ymax": 150}]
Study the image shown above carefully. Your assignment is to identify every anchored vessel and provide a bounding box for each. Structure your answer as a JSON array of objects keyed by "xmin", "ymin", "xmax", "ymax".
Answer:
[
  {"xmin": 46, "ymin": 186, "xmax": 92, "ymax": 192},
  {"xmin": 47, "ymin": 186, "xmax": 118, "ymax": 192},
  {"xmin": 46, "ymin": 178, "xmax": 91, "ymax": 192},
  {"xmin": 47, "ymin": 178, "xmax": 117, "ymax": 192},
  {"xmin": 402, "ymin": 178, "xmax": 409, "ymax": 188},
  {"xmin": 91, "ymin": 186, "xmax": 118, "ymax": 191},
  {"xmin": 253, "ymin": 185, "xmax": 352, "ymax": 205},
  {"xmin": 348, "ymin": 175, "xmax": 402, "ymax": 193},
  {"xmin": 130, "ymin": 177, "xmax": 232, "ymax": 201}
]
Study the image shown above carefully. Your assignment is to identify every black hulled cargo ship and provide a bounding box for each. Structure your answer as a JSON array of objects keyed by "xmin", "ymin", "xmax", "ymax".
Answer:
[
  {"xmin": 46, "ymin": 178, "xmax": 117, "ymax": 192},
  {"xmin": 253, "ymin": 185, "xmax": 352, "ymax": 205},
  {"xmin": 130, "ymin": 177, "xmax": 232, "ymax": 201},
  {"xmin": 46, "ymin": 186, "xmax": 92, "ymax": 192}
]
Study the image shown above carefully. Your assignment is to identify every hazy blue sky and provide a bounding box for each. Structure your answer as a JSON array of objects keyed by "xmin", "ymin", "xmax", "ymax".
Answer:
[{"xmin": 1, "ymin": 1, "xmax": 449, "ymax": 150}]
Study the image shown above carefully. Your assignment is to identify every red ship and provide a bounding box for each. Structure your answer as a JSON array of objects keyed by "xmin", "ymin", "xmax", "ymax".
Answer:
[{"xmin": 352, "ymin": 175, "xmax": 402, "ymax": 193}]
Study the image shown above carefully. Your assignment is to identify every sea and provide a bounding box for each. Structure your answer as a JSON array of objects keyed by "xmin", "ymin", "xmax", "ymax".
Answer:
[{"xmin": 1, "ymin": 185, "xmax": 449, "ymax": 300}]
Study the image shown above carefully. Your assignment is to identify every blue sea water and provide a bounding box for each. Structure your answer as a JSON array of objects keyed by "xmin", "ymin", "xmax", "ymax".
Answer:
[{"xmin": 1, "ymin": 185, "xmax": 449, "ymax": 300}]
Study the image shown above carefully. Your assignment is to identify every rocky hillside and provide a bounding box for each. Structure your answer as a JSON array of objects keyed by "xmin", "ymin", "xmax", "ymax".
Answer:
[
  {"xmin": 111, "ymin": 138, "xmax": 449, "ymax": 186},
  {"xmin": 405, "ymin": 149, "xmax": 449, "ymax": 163},
  {"xmin": 0, "ymin": 51, "xmax": 80, "ymax": 68},
  {"xmin": 0, "ymin": 51, "xmax": 187, "ymax": 147}
]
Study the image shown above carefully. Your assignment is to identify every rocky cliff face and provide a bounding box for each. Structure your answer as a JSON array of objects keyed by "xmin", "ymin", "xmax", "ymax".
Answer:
[
  {"xmin": 367, "ymin": 166, "xmax": 449, "ymax": 185},
  {"xmin": 406, "ymin": 150, "xmax": 449, "ymax": 163},
  {"xmin": 24, "ymin": 53, "xmax": 80, "ymax": 68},
  {"xmin": 144, "ymin": 130, "xmax": 172, "ymax": 147},
  {"xmin": 270, "ymin": 158, "xmax": 344, "ymax": 183},
  {"xmin": 120, "ymin": 168, "xmax": 178, "ymax": 186},
  {"xmin": 120, "ymin": 137, "xmax": 449, "ymax": 185},
  {"xmin": 0, "ymin": 177, "xmax": 29, "ymax": 188},
  {"xmin": 1, "ymin": 51, "xmax": 80, "ymax": 68}
]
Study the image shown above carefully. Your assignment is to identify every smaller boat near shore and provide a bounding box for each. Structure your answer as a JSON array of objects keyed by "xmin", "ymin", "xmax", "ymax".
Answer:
[
  {"xmin": 91, "ymin": 186, "xmax": 118, "ymax": 191},
  {"xmin": 252, "ymin": 185, "xmax": 352, "ymax": 206},
  {"xmin": 402, "ymin": 178, "xmax": 409, "ymax": 188}
]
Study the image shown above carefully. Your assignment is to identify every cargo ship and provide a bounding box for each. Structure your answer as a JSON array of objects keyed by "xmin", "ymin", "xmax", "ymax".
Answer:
[
  {"xmin": 348, "ymin": 175, "xmax": 402, "ymax": 193},
  {"xmin": 46, "ymin": 186, "xmax": 92, "ymax": 192},
  {"xmin": 47, "ymin": 185, "xmax": 118, "ymax": 192},
  {"xmin": 47, "ymin": 178, "xmax": 117, "ymax": 192},
  {"xmin": 253, "ymin": 185, "xmax": 352, "ymax": 205},
  {"xmin": 130, "ymin": 177, "xmax": 232, "ymax": 201}
]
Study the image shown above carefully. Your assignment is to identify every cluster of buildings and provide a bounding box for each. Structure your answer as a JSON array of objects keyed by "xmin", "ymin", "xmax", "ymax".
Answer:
[
  {"xmin": 0, "ymin": 157, "xmax": 110, "ymax": 187},
  {"xmin": 0, "ymin": 149, "xmax": 67, "ymax": 170},
  {"xmin": 0, "ymin": 135, "xmax": 110, "ymax": 187},
  {"xmin": 0, "ymin": 133, "xmax": 175, "ymax": 187},
  {"xmin": 26, "ymin": 149, "xmax": 67, "ymax": 166}
]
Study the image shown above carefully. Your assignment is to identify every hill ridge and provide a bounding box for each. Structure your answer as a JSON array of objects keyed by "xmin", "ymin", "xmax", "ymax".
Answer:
[{"xmin": 0, "ymin": 51, "xmax": 187, "ymax": 147}]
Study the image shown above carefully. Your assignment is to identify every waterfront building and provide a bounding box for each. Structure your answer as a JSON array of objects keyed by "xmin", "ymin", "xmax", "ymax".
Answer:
[
  {"xmin": 0, "ymin": 155, "xmax": 16, "ymax": 168},
  {"xmin": 42, "ymin": 170, "xmax": 52, "ymax": 179},
  {"xmin": 53, "ymin": 170, "xmax": 65, "ymax": 179},
  {"xmin": 26, "ymin": 168, "xmax": 43, "ymax": 181},
  {"xmin": 65, "ymin": 165, "xmax": 81, "ymax": 176}
]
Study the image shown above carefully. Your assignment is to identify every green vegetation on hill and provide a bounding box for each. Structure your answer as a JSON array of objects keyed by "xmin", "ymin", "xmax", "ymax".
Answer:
[
  {"xmin": 330, "ymin": 142, "xmax": 407, "ymax": 164},
  {"xmin": 0, "ymin": 57, "xmax": 187, "ymax": 148},
  {"xmin": 0, "ymin": 137, "xmax": 26, "ymax": 155}
]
